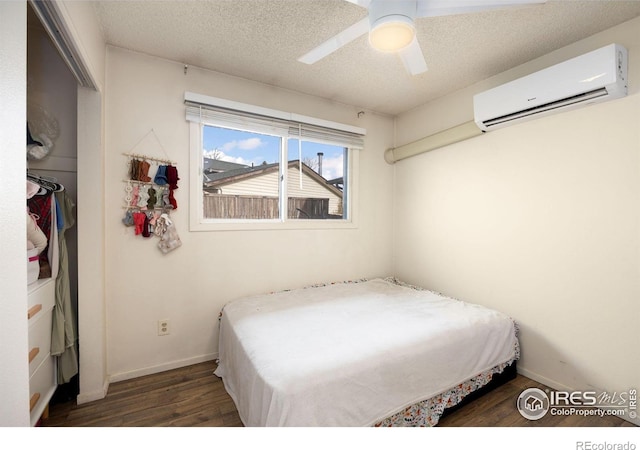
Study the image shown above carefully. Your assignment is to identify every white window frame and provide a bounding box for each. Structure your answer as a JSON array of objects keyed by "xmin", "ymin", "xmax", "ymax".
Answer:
[{"xmin": 187, "ymin": 93, "xmax": 363, "ymax": 232}]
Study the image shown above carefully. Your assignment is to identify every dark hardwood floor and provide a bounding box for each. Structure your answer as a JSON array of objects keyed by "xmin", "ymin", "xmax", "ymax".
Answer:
[
  {"xmin": 40, "ymin": 361, "xmax": 634, "ymax": 427},
  {"xmin": 42, "ymin": 361, "xmax": 242, "ymax": 427}
]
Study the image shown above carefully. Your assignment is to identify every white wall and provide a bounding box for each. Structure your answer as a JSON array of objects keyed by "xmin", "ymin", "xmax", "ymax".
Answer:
[
  {"xmin": 392, "ymin": 16, "xmax": 640, "ymax": 424},
  {"xmin": 104, "ymin": 47, "xmax": 394, "ymax": 381},
  {"xmin": 0, "ymin": 1, "xmax": 30, "ymax": 427}
]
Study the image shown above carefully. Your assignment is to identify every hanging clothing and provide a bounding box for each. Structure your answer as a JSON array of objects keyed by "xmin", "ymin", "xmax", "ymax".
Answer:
[
  {"xmin": 27, "ymin": 192, "xmax": 52, "ymax": 276},
  {"xmin": 50, "ymin": 190, "xmax": 78, "ymax": 384},
  {"xmin": 27, "ymin": 190, "xmax": 59, "ymax": 279},
  {"xmin": 26, "ymin": 209, "xmax": 47, "ymax": 254}
]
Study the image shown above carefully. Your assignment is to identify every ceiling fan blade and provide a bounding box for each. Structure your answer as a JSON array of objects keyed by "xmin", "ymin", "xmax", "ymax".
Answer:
[
  {"xmin": 416, "ymin": 0, "xmax": 546, "ymax": 18},
  {"xmin": 298, "ymin": 18, "xmax": 370, "ymax": 65},
  {"xmin": 399, "ymin": 38, "xmax": 428, "ymax": 75}
]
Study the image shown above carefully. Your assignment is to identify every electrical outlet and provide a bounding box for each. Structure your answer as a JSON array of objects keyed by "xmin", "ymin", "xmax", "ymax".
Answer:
[{"xmin": 158, "ymin": 319, "xmax": 170, "ymax": 336}]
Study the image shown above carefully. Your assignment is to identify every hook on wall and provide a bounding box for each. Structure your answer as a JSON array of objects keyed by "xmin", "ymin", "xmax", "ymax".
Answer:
[
  {"xmin": 357, "ymin": 111, "xmax": 365, "ymax": 118},
  {"xmin": 184, "ymin": 64, "xmax": 188, "ymax": 75}
]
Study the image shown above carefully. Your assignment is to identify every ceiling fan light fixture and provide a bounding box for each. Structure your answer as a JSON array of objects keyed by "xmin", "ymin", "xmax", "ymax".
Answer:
[{"xmin": 369, "ymin": 15, "xmax": 416, "ymax": 52}]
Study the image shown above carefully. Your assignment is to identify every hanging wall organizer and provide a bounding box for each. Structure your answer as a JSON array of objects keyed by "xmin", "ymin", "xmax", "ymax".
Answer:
[{"xmin": 121, "ymin": 129, "xmax": 182, "ymax": 254}]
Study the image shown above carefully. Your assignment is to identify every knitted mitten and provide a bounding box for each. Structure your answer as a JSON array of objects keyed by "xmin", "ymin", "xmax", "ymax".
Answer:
[
  {"xmin": 122, "ymin": 210, "xmax": 134, "ymax": 227},
  {"xmin": 130, "ymin": 159, "xmax": 140, "ymax": 180},
  {"xmin": 154, "ymin": 165, "xmax": 168, "ymax": 185},
  {"xmin": 130, "ymin": 185, "xmax": 139, "ymax": 207},
  {"xmin": 133, "ymin": 212, "xmax": 146, "ymax": 235},
  {"xmin": 154, "ymin": 214, "xmax": 168, "ymax": 238},
  {"xmin": 168, "ymin": 188, "xmax": 177, "ymax": 210},
  {"xmin": 147, "ymin": 187, "xmax": 157, "ymax": 209},
  {"xmin": 138, "ymin": 160, "xmax": 152, "ymax": 183},
  {"xmin": 166, "ymin": 165, "xmax": 179, "ymax": 190},
  {"xmin": 158, "ymin": 215, "xmax": 182, "ymax": 254},
  {"xmin": 142, "ymin": 213, "xmax": 151, "ymax": 238},
  {"xmin": 137, "ymin": 185, "xmax": 149, "ymax": 210}
]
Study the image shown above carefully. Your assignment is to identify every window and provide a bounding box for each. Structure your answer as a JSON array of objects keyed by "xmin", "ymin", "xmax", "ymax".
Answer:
[
  {"xmin": 202, "ymin": 125, "xmax": 282, "ymax": 220},
  {"xmin": 286, "ymin": 139, "xmax": 347, "ymax": 220},
  {"xmin": 186, "ymin": 92, "xmax": 364, "ymax": 230}
]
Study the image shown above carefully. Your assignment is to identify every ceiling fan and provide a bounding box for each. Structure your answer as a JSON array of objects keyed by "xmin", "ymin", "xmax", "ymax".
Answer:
[{"xmin": 298, "ymin": 0, "xmax": 547, "ymax": 76}]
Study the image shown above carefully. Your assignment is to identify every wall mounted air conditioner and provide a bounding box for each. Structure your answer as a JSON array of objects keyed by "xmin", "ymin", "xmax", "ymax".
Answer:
[{"xmin": 474, "ymin": 43, "xmax": 628, "ymax": 131}]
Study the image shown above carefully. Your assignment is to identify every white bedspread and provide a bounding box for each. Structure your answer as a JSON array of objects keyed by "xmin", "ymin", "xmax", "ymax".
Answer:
[{"xmin": 214, "ymin": 278, "xmax": 518, "ymax": 427}]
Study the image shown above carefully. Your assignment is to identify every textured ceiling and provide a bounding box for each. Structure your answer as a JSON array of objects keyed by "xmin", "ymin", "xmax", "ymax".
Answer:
[{"xmin": 93, "ymin": 0, "xmax": 640, "ymax": 116}]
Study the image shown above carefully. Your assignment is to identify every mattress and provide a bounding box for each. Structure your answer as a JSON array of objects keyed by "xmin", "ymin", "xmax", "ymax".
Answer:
[{"xmin": 214, "ymin": 278, "xmax": 519, "ymax": 427}]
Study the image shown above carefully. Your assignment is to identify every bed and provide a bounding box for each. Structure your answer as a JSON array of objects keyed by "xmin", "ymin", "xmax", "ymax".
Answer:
[{"xmin": 214, "ymin": 277, "xmax": 520, "ymax": 427}]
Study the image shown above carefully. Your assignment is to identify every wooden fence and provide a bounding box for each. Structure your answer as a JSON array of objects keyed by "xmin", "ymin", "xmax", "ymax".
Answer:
[{"xmin": 203, "ymin": 194, "xmax": 332, "ymax": 219}]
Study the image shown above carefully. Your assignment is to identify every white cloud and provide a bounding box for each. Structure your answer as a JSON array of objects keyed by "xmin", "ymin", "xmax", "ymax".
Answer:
[
  {"xmin": 204, "ymin": 137, "xmax": 266, "ymax": 165},
  {"xmin": 221, "ymin": 137, "xmax": 264, "ymax": 153},
  {"xmin": 319, "ymin": 154, "xmax": 343, "ymax": 181}
]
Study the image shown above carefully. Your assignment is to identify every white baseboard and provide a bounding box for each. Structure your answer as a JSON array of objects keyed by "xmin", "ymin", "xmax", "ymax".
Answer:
[
  {"xmin": 76, "ymin": 379, "xmax": 109, "ymax": 405},
  {"xmin": 108, "ymin": 352, "xmax": 218, "ymax": 384},
  {"xmin": 517, "ymin": 366, "xmax": 574, "ymax": 392}
]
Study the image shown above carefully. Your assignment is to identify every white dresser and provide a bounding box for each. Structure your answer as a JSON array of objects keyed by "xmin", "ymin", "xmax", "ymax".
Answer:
[{"xmin": 27, "ymin": 278, "xmax": 57, "ymax": 426}]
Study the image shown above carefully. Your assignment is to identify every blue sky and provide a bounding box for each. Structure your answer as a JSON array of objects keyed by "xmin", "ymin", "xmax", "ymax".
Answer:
[{"xmin": 203, "ymin": 125, "xmax": 345, "ymax": 180}]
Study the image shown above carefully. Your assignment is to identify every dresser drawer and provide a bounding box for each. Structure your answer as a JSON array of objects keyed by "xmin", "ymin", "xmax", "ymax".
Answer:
[
  {"xmin": 27, "ymin": 278, "xmax": 55, "ymax": 315},
  {"xmin": 29, "ymin": 354, "xmax": 56, "ymax": 426},
  {"xmin": 28, "ymin": 308, "xmax": 52, "ymax": 378}
]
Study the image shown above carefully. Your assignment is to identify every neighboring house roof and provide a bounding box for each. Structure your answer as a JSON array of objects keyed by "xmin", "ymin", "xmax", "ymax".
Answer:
[
  {"xmin": 204, "ymin": 160, "xmax": 343, "ymax": 198},
  {"xmin": 326, "ymin": 176, "xmax": 343, "ymax": 189},
  {"xmin": 203, "ymin": 158, "xmax": 252, "ymax": 183},
  {"xmin": 203, "ymin": 158, "xmax": 248, "ymax": 173}
]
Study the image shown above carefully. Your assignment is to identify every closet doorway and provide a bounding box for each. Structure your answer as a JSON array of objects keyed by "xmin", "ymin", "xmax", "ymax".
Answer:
[{"xmin": 27, "ymin": 3, "xmax": 79, "ymax": 403}]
